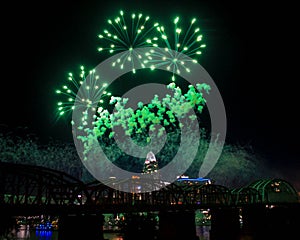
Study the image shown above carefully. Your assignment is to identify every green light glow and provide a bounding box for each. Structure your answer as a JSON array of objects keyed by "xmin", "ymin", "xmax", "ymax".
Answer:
[
  {"xmin": 174, "ymin": 17, "xmax": 179, "ymax": 24},
  {"xmin": 56, "ymin": 11, "xmax": 208, "ymax": 130},
  {"xmin": 97, "ymin": 10, "xmax": 160, "ymax": 73},
  {"xmin": 55, "ymin": 66, "xmax": 110, "ymax": 120},
  {"xmin": 144, "ymin": 15, "xmax": 206, "ymax": 81},
  {"xmin": 84, "ymin": 82, "xmax": 211, "ymax": 139}
]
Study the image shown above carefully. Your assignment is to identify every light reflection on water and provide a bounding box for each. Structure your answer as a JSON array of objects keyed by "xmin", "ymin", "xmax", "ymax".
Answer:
[
  {"xmin": 103, "ymin": 233, "xmax": 124, "ymax": 240},
  {"xmin": 10, "ymin": 226, "xmax": 210, "ymax": 240},
  {"xmin": 13, "ymin": 227, "xmax": 58, "ymax": 240},
  {"xmin": 196, "ymin": 225, "xmax": 210, "ymax": 240}
]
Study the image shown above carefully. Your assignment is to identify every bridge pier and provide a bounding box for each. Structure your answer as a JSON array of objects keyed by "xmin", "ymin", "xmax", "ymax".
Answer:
[
  {"xmin": 0, "ymin": 213, "xmax": 16, "ymax": 237},
  {"xmin": 241, "ymin": 204, "xmax": 300, "ymax": 240},
  {"xmin": 210, "ymin": 207, "xmax": 240, "ymax": 240},
  {"xmin": 158, "ymin": 210, "xmax": 198, "ymax": 240},
  {"xmin": 123, "ymin": 212, "xmax": 157, "ymax": 240},
  {"xmin": 240, "ymin": 205, "xmax": 266, "ymax": 239},
  {"xmin": 59, "ymin": 213, "xmax": 104, "ymax": 240}
]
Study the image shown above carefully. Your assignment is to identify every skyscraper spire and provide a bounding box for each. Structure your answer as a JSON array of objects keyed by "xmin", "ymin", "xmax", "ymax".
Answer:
[{"xmin": 142, "ymin": 151, "xmax": 158, "ymax": 174}]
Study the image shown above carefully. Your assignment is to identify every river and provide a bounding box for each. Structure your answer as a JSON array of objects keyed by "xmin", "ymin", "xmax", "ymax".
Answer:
[{"xmin": 3, "ymin": 225, "xmax": 211, "ymax": 240}]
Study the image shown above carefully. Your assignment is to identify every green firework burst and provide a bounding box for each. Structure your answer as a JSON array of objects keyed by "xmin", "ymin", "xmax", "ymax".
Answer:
[
  {"xmin": 97, "ymin": 10, "xmax": 159, "ymax": 73},
  {"xmin": 55, "ymin": 66, "xmax": 111, "ymax": 120},
  {"xmin": 144, "ymin": 16, "xmax": 206, "ymax": 81}
]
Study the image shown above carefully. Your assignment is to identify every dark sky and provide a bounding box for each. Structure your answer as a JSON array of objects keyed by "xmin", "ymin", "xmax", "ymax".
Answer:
[{"xmin": 1, "ymin": 1, "xmax": 299, "ymax": 183}]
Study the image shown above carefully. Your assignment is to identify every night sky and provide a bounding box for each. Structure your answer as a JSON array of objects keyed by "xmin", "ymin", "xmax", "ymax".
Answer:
[{"xmin": 1, "ymin": 1, "xmax": 299, "ymax": 187}]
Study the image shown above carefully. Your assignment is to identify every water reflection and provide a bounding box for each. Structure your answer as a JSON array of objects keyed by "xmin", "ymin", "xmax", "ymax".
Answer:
[
  {"xmin": 34, "ymin": 230, "xmax": 53, "ymax": 240},
  {"xmin": 10, "ymin": 226, "xmax": 210, "ymax": 240},
  {"xmin": 196, "ymin": 225, "xmax": 210, "ymax": 240},
  {"xmin": 103, "ymin": 233, "xmax": 124, "ymax": 240},
  {"xmin": 12, "ymin": 228, "xmax": 58, "ymax": 240}
]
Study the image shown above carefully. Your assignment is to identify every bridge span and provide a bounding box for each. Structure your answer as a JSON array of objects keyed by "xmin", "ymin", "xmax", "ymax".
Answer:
[{"xmin": 1, "ymin": 161, "xmax": 299, "ymax": 240}]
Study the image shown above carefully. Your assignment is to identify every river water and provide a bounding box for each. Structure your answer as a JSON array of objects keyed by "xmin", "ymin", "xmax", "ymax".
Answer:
[{"xmin": 4, "ymin": 225, "xmax": 210, "ymax": 240}]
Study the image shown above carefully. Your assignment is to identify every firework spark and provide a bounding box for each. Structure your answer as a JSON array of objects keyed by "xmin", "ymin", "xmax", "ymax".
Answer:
[
  {"xmin": 93, "ymin": 82, "xmax": 210, "ymax": 139},
  {"xmin": 97, "ymin": 10, "xmax": 160, "ymax": 73},
  {"xmin": 55, "ymin": 66, "xmax": 111, "ymax": 120},
  {"xmin": 144, "ymin": 16, "xmax": 206, "ymax": 81},
  {"xmin": 56, "ymin": 13, "xmax": 207, "ymax": 124}
]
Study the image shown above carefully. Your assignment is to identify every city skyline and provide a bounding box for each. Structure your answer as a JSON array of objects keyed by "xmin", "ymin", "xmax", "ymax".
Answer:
[{"xmin": 1, "ymin": 1, "xmax": 299, "ymax": 189}]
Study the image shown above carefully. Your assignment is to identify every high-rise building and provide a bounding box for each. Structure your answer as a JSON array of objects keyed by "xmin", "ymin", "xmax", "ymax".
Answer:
[{"xmin": 142, "ymin": 151, "xmax": 158, "ymax": 174}]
